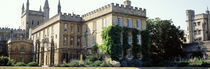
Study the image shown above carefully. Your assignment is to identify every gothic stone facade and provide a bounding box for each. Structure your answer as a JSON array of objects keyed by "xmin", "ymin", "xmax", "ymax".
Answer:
[
  {"xmin": 7, "ymin": 0, "xmax": 147, "ymax": 66},
  {"xmin": 185, "ymin": 9, "xmax": 210, "ymax": 43}
]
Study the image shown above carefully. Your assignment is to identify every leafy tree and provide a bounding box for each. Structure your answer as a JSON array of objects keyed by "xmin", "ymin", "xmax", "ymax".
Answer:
[{"xmin": 147, "ymin": 18, "xmax": 184, "ymax": 59}]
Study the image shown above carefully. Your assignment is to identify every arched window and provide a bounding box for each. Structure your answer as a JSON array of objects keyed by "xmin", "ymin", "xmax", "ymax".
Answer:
[{"xmin": 20, "ymin": 46, "xmax": 25, "ymax": 53}]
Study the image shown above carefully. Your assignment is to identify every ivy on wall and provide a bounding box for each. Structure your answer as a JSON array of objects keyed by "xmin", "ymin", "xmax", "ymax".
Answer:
[
  {"xmin": 100, "ymin": 25, "xmax": 122, "ymax": 61},
  {"xmin": 99, "ymin": 25, "xmax": 147, "ymax": 61}
]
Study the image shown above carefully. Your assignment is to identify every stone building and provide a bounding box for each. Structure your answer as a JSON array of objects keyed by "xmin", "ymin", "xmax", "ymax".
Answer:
[
  {"xmin": 27, "ymin": 0, "xmax": 147, "ymax": 66},
  {"xmin": 0, "ymin": 28, "xmax": 25, "ymax": 56},
  {"xmin": 0, "ymin": 0, "xmax": 147, "ymax": 66},
  {"xmin": 185, "ymin": 9, "xmax": 210, "ymax": 43},
  {"xmin": 8, "ymin": 39, "xmax": 33, "ymax": 63}
]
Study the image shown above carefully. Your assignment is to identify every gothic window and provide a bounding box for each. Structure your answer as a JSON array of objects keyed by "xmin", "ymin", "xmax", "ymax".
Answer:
[
  {"xmin": 77, "ymin": 38, "xmax": 81, "ymax": 47},
  {"xmin": 118, "ymin": 17, "xmax": 123, "ymax": 26},
  {"xmin": 71, "ymin": 24, "xmax": 74, "ymax": 33},
  {"xmin": 20, "ymin": 46, "xmax": 25, "ymax": 53},
  {"xmin": 198, "ymin": 30, "xmax": 201, "ymax": 35},
  {"xmin": 103, "ymin": 18, "xmax": 106, "ymax": 28},
  {"xmin": 64, "ymin": 24, "xmax": 68, "ymax": 32},
  {"xmin": 85, "ymin": 24, "xmax": 88, "ymax": 33},
  {"xmin": 137, "ymin": 19, "xmax": 141, "ymax": 29},
  {"xmin": 85, "ymin": 37, "xmax": 88, "ymax": 47},
  {"xmin": 63, "ymin": 36, "xmax": 67, "ymax": 46},
  {"xmin": 77, "ymin": 25, "xmax": 80, "ymax": 33},
  {"xmin": 198, "ymin": 22, "xmax": 201, "ymax": 26},
  {"xmin": 128, "ymin": 34, "xmax": 132, "ymax": 45},
  {"xmin": 137, "ymin": 35, "xmax": 142, "ymax": 45},
  {"xmin": 70, "ymin": 37, "xmax": 74, "ymax": 46},
  {"xmin": 77, "ymin": 53, "xmax": 80, "ymax": 60},
  {"xmin": 127, "ymin": 18, "xmax": 132, "ymax": 28},
  {"xmin": 13, "ymin": 34, "xmax": 17, "ymax": 38}
]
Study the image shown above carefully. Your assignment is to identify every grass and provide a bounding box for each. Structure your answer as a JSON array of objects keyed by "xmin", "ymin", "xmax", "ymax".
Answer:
[{"xmin": 0, "ymin": 67, "xmax": 139, "ymax": 69}]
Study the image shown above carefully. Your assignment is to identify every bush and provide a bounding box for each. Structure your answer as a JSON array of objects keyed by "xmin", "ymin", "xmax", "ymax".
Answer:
[
  {"xmin": 0, "ymin": 57, "xmax": 9, "ymax": 66},
  {"xmin": 84, "ymin": 60, "xmax": 93, "ymax": 66},
  {"xmin": 90, "ymin": 60, "xmax": 102, "ymax": 67},
  {"xmin": 86, "ymin": 54, "xmax": 102, "ymax": 62},
  {"xmin": 7, "ymin": 59, "xmax": 15, "ymax": 66},
  {"xmin": 15, "ymin": 62, "xmax": 26, "ymax": 66},
  {"xmin": 27, "ymin": 62, "xmax": 38, "ymax": 66},
  {"xmin": 60, "ymin": 63, "xmax": 70, "ymax": 67},
  {"xmin": 100, "ymin": 62, "xmax": 112, "ymax": 67},
  {"xmin": 69, "ymin": 60, "xmax": 80, "ymax": 67}
]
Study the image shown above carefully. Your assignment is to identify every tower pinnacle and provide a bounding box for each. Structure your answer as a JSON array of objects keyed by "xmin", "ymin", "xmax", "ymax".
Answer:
[
  {"xmin": 124, "ymin": 0, "xmax": 131, "ymax": 7},
  {"xmin": 58, "ymin": 0, "xmax": 61, "ymax": 13},
  {"xmin": 206, "ymin": 7, "xmax": 209, "ymax": 14},
  {"xmin": 22, "ymin": 3, "xmax": 25, "ymax": 13},
  {"xmin": 26, "ymin": 0, "xmax": 29, "ymax": 11}
]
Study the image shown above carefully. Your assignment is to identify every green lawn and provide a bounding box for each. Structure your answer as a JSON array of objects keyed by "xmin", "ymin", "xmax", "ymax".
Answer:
[{"xmin": 0, "ymin": 67, "xmax": 139, "ymax": 69}]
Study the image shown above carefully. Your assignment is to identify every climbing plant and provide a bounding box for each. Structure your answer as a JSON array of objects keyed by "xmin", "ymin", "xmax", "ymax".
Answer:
[
  {"xmin": 100, "ymin": 25, "xmax": 122, "ymax": 61},
  {"xmin": 131, "ymin": 28, "xmax": 141, "ymax": 59},
  {"xmin": 100, "ymin": 25, "xmax": 147, "ymax": 61},
  {"xmin": 141, "ymin": 30, "xmax": 151, "ymax": 58}
]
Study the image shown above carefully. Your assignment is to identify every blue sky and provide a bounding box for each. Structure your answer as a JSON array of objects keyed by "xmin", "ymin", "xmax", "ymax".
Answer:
[{"xmin": 0, "ymin": 0, "xmax": 209, "ymax": 30}]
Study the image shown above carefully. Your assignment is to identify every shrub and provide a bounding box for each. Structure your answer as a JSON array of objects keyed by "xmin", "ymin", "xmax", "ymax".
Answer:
[
  {"xmin": 7, "ymin": 59, "xmax": 16, "ymax": 66},
  {"xmin": 86, "ymin": 54, "xmax": 102, "ymax": 62},
  {"xmin": 84, "ymin": 60, "xmax": 93, "ymax": 66},
  {"xmin": 100, "ymin": 62, "xmax": 112, "ymax": 67},
  {"xmin": 15, "ymin": 62, "xmax": 26, "ymax": 66},
  {"xmin": 60, "ymin": 63, "xmax": 70, "ymax": 67},
  {"xmin": 90, "ymin": 60, "xmax": 102, "ymax": 67},
  {"xmin": 27, "ymin": 62, "xmax": 38, "ymax": 66},
  {"xmin": 69, "ymin": 60, "xmax": 80, "ymax": 67},
  {"xmin": 0, "ymin": 57, "xmax": 9, "ymax": 66}
]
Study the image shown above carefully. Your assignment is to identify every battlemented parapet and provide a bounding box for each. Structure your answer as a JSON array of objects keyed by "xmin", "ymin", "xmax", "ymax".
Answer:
[
  {"xmin": 82, "ymin": 3, "xmax": 146, "ymax": 21},
  {"xmin": 0, "ymin": 27, "xmax": 25, "ymax": 33},
  {"xmin": 60, "ymin": 13, "xmax": 83, "ymax": 22}
]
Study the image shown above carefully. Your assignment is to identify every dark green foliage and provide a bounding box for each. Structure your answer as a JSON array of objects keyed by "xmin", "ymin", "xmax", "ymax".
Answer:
[
  {"xmin": 7, "ymin": 59, "xmax": 16, "ymax": 66},
  {"xmin": 69, "ymin": 60, "xmax": 80, "ymax": 67},
  {"xmin": 131, "ymin": 29, "xmax": 141, "ymax": 59},
  {"xmin": 141, "ymin": 30, "xmax": 152, "ymax": 58},
  {"xmin": 15, "ymin": 62, "xmax": 26, "ymax": 66},
  {"xmin": 122, "ymin": 27, "xmax": 130, "ymax": 58},
  {"xmin": 91, "ymin": 45, "xmax": 98, "ymax": 54},
  {"xmin": 101, "ymin": 25, "xmax": 122, "ymax": 61},
  {"xmin": 60, "ymin": 63, "xmax": 70, "ymax": 67},
  {"xmin": 146, "ymin": 18, "xmax": 184, "ymax": 59},
  {"xmin": 89, "ymin": 60, "xmax": 103, "ymax": 67},
  {"xmin": 100, "ymin": 62, "xmax": 112, "ymax": 67},
  {"xmin": 27, "ymin": 62, "xmax": 38, "ymax": 66},
  {"xmin": 85, "ymin": 54, "xmax": 102, "ymax": 62},
  {"xmin": 0, "ymin": 57, "xmax": 9, "ymax": 66}
]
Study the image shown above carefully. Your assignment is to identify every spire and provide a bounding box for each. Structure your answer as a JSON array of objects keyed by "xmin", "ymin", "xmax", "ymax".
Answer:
[
  {"xmin": 39, "ymin": 6, "xmax": 42, "ymax": 12},
  {"xmin": 26, "ymin": 0, "xmax": 29, "ymax": 10},
  {"xmin": 43, "ymin": 0, "xmax": 50, "ymax": 22},
  {"xmin": 58, "ymin": 0, "xmax": 61, "ymax": 13},
  {"xmin": 206, "ymin": 7, "xmax": 209, "ymax": 14},
  {"xmin": 44, "ymin": 0, "xmax": 49, "ymax": 9},
  {"xmin": 124, "ymin": 0, "xmax": 131, "ymax": 7},
  {"xmin": 22, "ymin": 3, "xmax": 25, "ymax": 13}
]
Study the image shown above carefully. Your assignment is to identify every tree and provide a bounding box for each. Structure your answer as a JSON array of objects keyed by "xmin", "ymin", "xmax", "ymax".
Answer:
[{"xmin": 147, "ymin": 18, "xmax": 184, "ymax": 59}]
